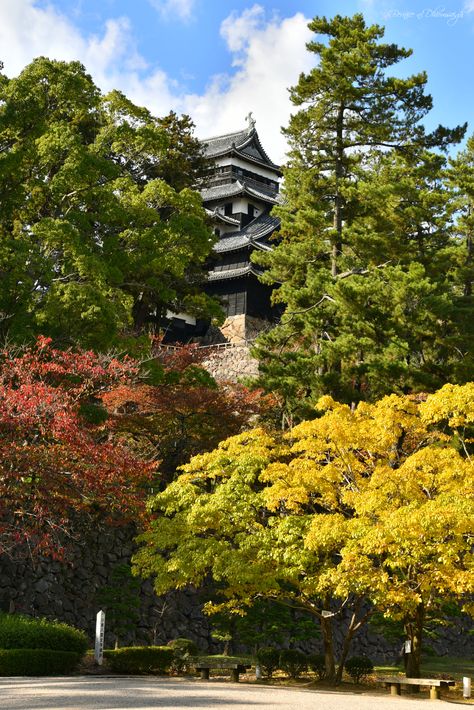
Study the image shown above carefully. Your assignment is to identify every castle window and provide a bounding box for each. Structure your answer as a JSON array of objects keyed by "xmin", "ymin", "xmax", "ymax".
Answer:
[{"xmin": 224, "ymin": 203, "xmax": 233, "ymax": 216}]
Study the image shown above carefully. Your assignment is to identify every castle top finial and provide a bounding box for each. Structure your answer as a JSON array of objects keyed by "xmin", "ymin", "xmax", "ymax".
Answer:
[{"xmin": 245, "ymin": 111, "xmax": 256, "ymax": 132}]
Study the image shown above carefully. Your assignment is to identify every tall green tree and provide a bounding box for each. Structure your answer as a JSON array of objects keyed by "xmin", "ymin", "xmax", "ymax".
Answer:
[
  {"xmin": 0, "ymin": 58, "xmax": 218, "ymax": 349},
  {"xmin": 446, "ymin": 135, "xmax": 474, "ymax": 367},
  {"xmin": 253, "ymin": 14, "xmax": 467, "ymax": 418}
]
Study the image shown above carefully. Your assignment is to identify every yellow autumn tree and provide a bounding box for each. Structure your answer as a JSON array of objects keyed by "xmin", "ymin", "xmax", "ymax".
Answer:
[
  {"xmin": 281, "ymin": 389, "xmax": 473, "ymax": 678},
  {"xmin": 134, "ymin": 385, "xmax": 474, "ymax": 683}
]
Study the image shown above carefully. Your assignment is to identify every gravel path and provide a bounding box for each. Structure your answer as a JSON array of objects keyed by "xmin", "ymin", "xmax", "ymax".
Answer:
[{"xmin": 0, "ymin": 676, "xmax": 452, "ymax": 710}]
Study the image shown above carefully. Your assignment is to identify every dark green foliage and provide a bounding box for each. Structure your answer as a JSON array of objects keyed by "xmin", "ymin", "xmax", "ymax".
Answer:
[
  {"xmin": 209, "ymin": 599, "xmax": 317, "ymax": 656},
  {"xmin": 307, "ymin": 653, "xmax": 326, "ymax": 680},
  {"xmin": 0, "ymin": 614, "xmax": 88, "ymax": 654},
  {"xmin": 253, "ymin": 13, "xmax": 469, "ymax": 416},
  {"xmin": 104, "ymin": 646, "xmax": 173, "ymax": 674},
  {"xmin": 78, "ymin": 401, "xmax": 109, "ymax": 425},
  {"xmin": 194, "ymin": 654, "xmax": 250, "ymax": 664},
  {"xmin": 0, "ymin": 648, "xmax": 81, "ymax": 676},
  {"xmin": 345, "ymin": 655, "xmax": 374, "ymax": 683},
  {"xmin": 255, "ymin": 647, "xmax": 280, "ymax": 678},
  {"xmin": 96, "ymin": 565, "xmax": 141, "ymax": 648},
  {"xmin": 167, "ymin": 638, "xmax": 198, "ymax": 673},
  {"xmin": 0, "ymin": 58, "xmax": 218, "ymax": 349},
  {"xmin": 278, "ymin": 649, "xmax": 307, "ymax": 678},
  {"xmin": 369, "ymin": 613, "xmax": 405, "ymax": 641}
]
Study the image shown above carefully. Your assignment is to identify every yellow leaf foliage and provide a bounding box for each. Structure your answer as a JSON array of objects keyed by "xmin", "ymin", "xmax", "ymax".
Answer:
[{"xmin": 134, "ymin": 386, "xmax": 474, "ymax": 624}]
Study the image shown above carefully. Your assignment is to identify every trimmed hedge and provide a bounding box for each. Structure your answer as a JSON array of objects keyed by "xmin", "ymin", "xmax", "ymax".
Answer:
[
  {"xmin": 0, "ymin": 614, "xmax": 88, "ymax": 654},
  {"xmin": 279, "ymin": 649, "xmax": 307, "ymax": 678},
  {"xmin": 345, "ymin": 655, "xmax": 374, "ymax": 683},
  {"xmin": 307, "ymin": 653, "xmax": 326, "ymax": 680},
  {"xmin": 167, "ymin": 638, "xmax": 198, "ymax": 673},
  {"xmin": 0, "ymin": 649, "xmax": 81, "ymax": 676},
  {"xmin": 104, "ymin": 646, "xmax": 174, "ymax": 674},
  {"xmin": 255, "ymin": 647, "xmax": 280, "ymax": 678}
]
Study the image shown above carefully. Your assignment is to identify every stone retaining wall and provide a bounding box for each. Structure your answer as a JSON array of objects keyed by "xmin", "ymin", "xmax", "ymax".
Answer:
[
  {"xmin": 0, "ymin": 523, "xmax": 471, "ymax": 659},
  {"xmin": 0, "ymin": 524, "xmax": 213, "ymax": 651},
  {"xmin": 203, "ymin": 344, "xmax": 258, "ymax": 382}
]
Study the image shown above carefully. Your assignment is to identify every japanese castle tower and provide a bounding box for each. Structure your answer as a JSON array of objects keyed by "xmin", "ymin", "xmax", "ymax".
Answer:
[{"xmin": 200, "ymin": 113, "xmax": 281, "ymax": 344}]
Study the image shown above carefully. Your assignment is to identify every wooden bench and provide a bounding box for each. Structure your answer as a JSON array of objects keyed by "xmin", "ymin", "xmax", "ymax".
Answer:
[
  {"xmin": 378, "ymin": 676, "xmax": 456, "ymax": 700},
  {"xmin": 195, "ymin": 660, "xmax": 251, "ymax": 682}
]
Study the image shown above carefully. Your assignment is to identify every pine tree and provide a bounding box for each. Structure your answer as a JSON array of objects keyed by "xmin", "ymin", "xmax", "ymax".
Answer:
[
  {"xmin": 445, "ymin": 136, "xmax": 474, "ymax": 378},
  {"xmin": 253, "ymin": 14, "xmax": 467, "ymax": 418}
]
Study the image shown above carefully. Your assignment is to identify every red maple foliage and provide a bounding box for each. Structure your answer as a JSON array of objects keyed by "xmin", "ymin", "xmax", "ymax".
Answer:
[
  {"xmin": 0, "ymin": 337, "xmax": 275, "ymax": 559},
  {"xmin": 0, "ymin": 338, "xmax": 154, "ymax": 559},
  {"xmin": 102, "ymin": 343, "xmax": 275, "ymax": 479}
]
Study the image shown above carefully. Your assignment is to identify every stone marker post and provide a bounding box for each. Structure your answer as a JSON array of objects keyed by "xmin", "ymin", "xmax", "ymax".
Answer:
[{"xmin": 95, "ymin": 610, "xmax": 106, "ymax": 665}]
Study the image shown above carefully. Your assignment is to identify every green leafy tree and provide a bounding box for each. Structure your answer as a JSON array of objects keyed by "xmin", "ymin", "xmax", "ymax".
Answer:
[
  {"xmin": 253, "ymin": 14, "xmax": 467, "ymax": 417},
  {"xmin": 0, "ymin": 58, "xmax": 218, "ymax": 348},
  {"xmin": 133, "ymin": 427, "xmax": 369, "ymax": 684},
  {"xmin": 445, "ymin": 134, "xmax": 474, "ymax": 371}
]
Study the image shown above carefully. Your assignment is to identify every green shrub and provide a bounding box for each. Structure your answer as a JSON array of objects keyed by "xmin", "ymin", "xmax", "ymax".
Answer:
[
  {"xmin": 345, "ymin": 655, "xmax": 374, "ymax": 683},
  {"xmin": 104, "ymin": 646, "xmax": 173, "ymax": 674},
  {"xmin": 0, "ymin": 614, "xmax": 88, "ymax": 654},
  {"xmin": 167, "ymin": 638, "xmax": 198, "ymax": 673},
  {"xmin": 255, "ymin": 647, "xmax": 280, "ymax": 678},
  {"xmin": 307, "ymin": 653, "xmax": 326, "ymax": 680},
  {"xmin": 0, "ymin": 649, "xmax": 81, "ymax": 676},
  {"xmin": 279, "ymin": 649, "xmax": 307, "ymax": 678}
]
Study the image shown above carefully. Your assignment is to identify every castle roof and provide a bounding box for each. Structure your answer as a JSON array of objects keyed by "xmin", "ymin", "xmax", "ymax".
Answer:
[
  {"xmin": 202, "ymin": 125, "xmax": 281, "ymax": 175},
  {"xmin": 208, "ymin": 264, "xmax": 263, "ymax": 281},
  {"xmin": 201, "ymin": 180, "xmax": 281, "ymax": 206},
  {"xmin": 205, "ymin": 209, "xmax": 240, "ymax": 226},
  {"xmin": 214, "ymin": 214, "xmax": 279, "ymax": 253}
]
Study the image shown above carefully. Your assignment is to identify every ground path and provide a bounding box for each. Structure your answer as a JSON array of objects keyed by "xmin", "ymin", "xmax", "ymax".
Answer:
[{"xmin": 0, "ymin": 676, "xmax": 454, "ymax": 709}]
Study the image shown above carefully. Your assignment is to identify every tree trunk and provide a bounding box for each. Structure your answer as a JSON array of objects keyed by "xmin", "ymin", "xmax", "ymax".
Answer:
[
  {"xmin": 335, "ymin": 610, "xmax": 360, "ymax": 684},
  {"xmin": 405, "ymin": 602, "xmax": 424, "ymax": 678},
  {"xmin": 320, "ymin": 614, "xmax": 336, "ymax": 683}
]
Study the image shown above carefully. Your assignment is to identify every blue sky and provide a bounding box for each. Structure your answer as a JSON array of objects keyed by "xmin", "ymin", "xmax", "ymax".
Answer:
[{"xmin": 1, "ymin": 1, "xmax": 473, "ymax": 162}]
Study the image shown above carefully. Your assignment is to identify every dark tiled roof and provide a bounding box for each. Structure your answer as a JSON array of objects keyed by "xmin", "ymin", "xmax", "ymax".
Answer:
[
  {"xmin": 208, "ymin": 265, "xmax": 263, "ymax": 281},
  {"xmin": 202, "ymin": 127, "xmax": 281, "ymax": 172},
  {"xmin": 201, "ymin": 180, "xmax": 280, "ymax": 205},
  {"xmin": 201, "ymin": 181, "xmax": 246, "ymax": 202},
  {"xmin": 214, "ymin": 214, "xmax": 279, "ymax": 253},
  {"xmin": 214, "ymin": 234, "xmax": 251, "ymax": 252},
  {"xmin": 203, "ymin": 129, "xmax": 250, "ymax": 158},
  {"xmin": 246, "ymin": 183, "xmax": 281, "ymax": 204},
  {"xmin": 205, "ymin": 208, "xmax": 240, "ymax": 226}
]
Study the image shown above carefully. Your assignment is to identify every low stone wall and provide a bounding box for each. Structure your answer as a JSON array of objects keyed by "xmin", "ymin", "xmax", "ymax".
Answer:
[{"xmin": 1, "ymin": 523, "xmax": 471, "ymax": 659}]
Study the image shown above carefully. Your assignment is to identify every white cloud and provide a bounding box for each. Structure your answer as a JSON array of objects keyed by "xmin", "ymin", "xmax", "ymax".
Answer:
[
  {"xmin": 0, "ymin": 0, "xmax": 143, "ymax": 86},
  {"xmin": 220, "ymin": 4, "xmax": 266, "ymax": 54},
  {"xmin": 148, "ymin": 0, "xmax": 196, "ymax": 22},
  {"xmin": 186, "ymin": 8, "xmax": 314, "ymax": 163},
  {"xmin": 464, "ymin": 0, "xmax": 474, "ymax": 12},
  {"xmin": 0, "ymin": 1, "xmax": 314, "ymax": 163}
]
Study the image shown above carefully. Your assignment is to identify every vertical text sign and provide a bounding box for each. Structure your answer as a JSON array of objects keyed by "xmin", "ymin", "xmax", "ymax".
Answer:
[{"xmin": 95, "ymin": 610, "xmax": 106, "ymax": 665}]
